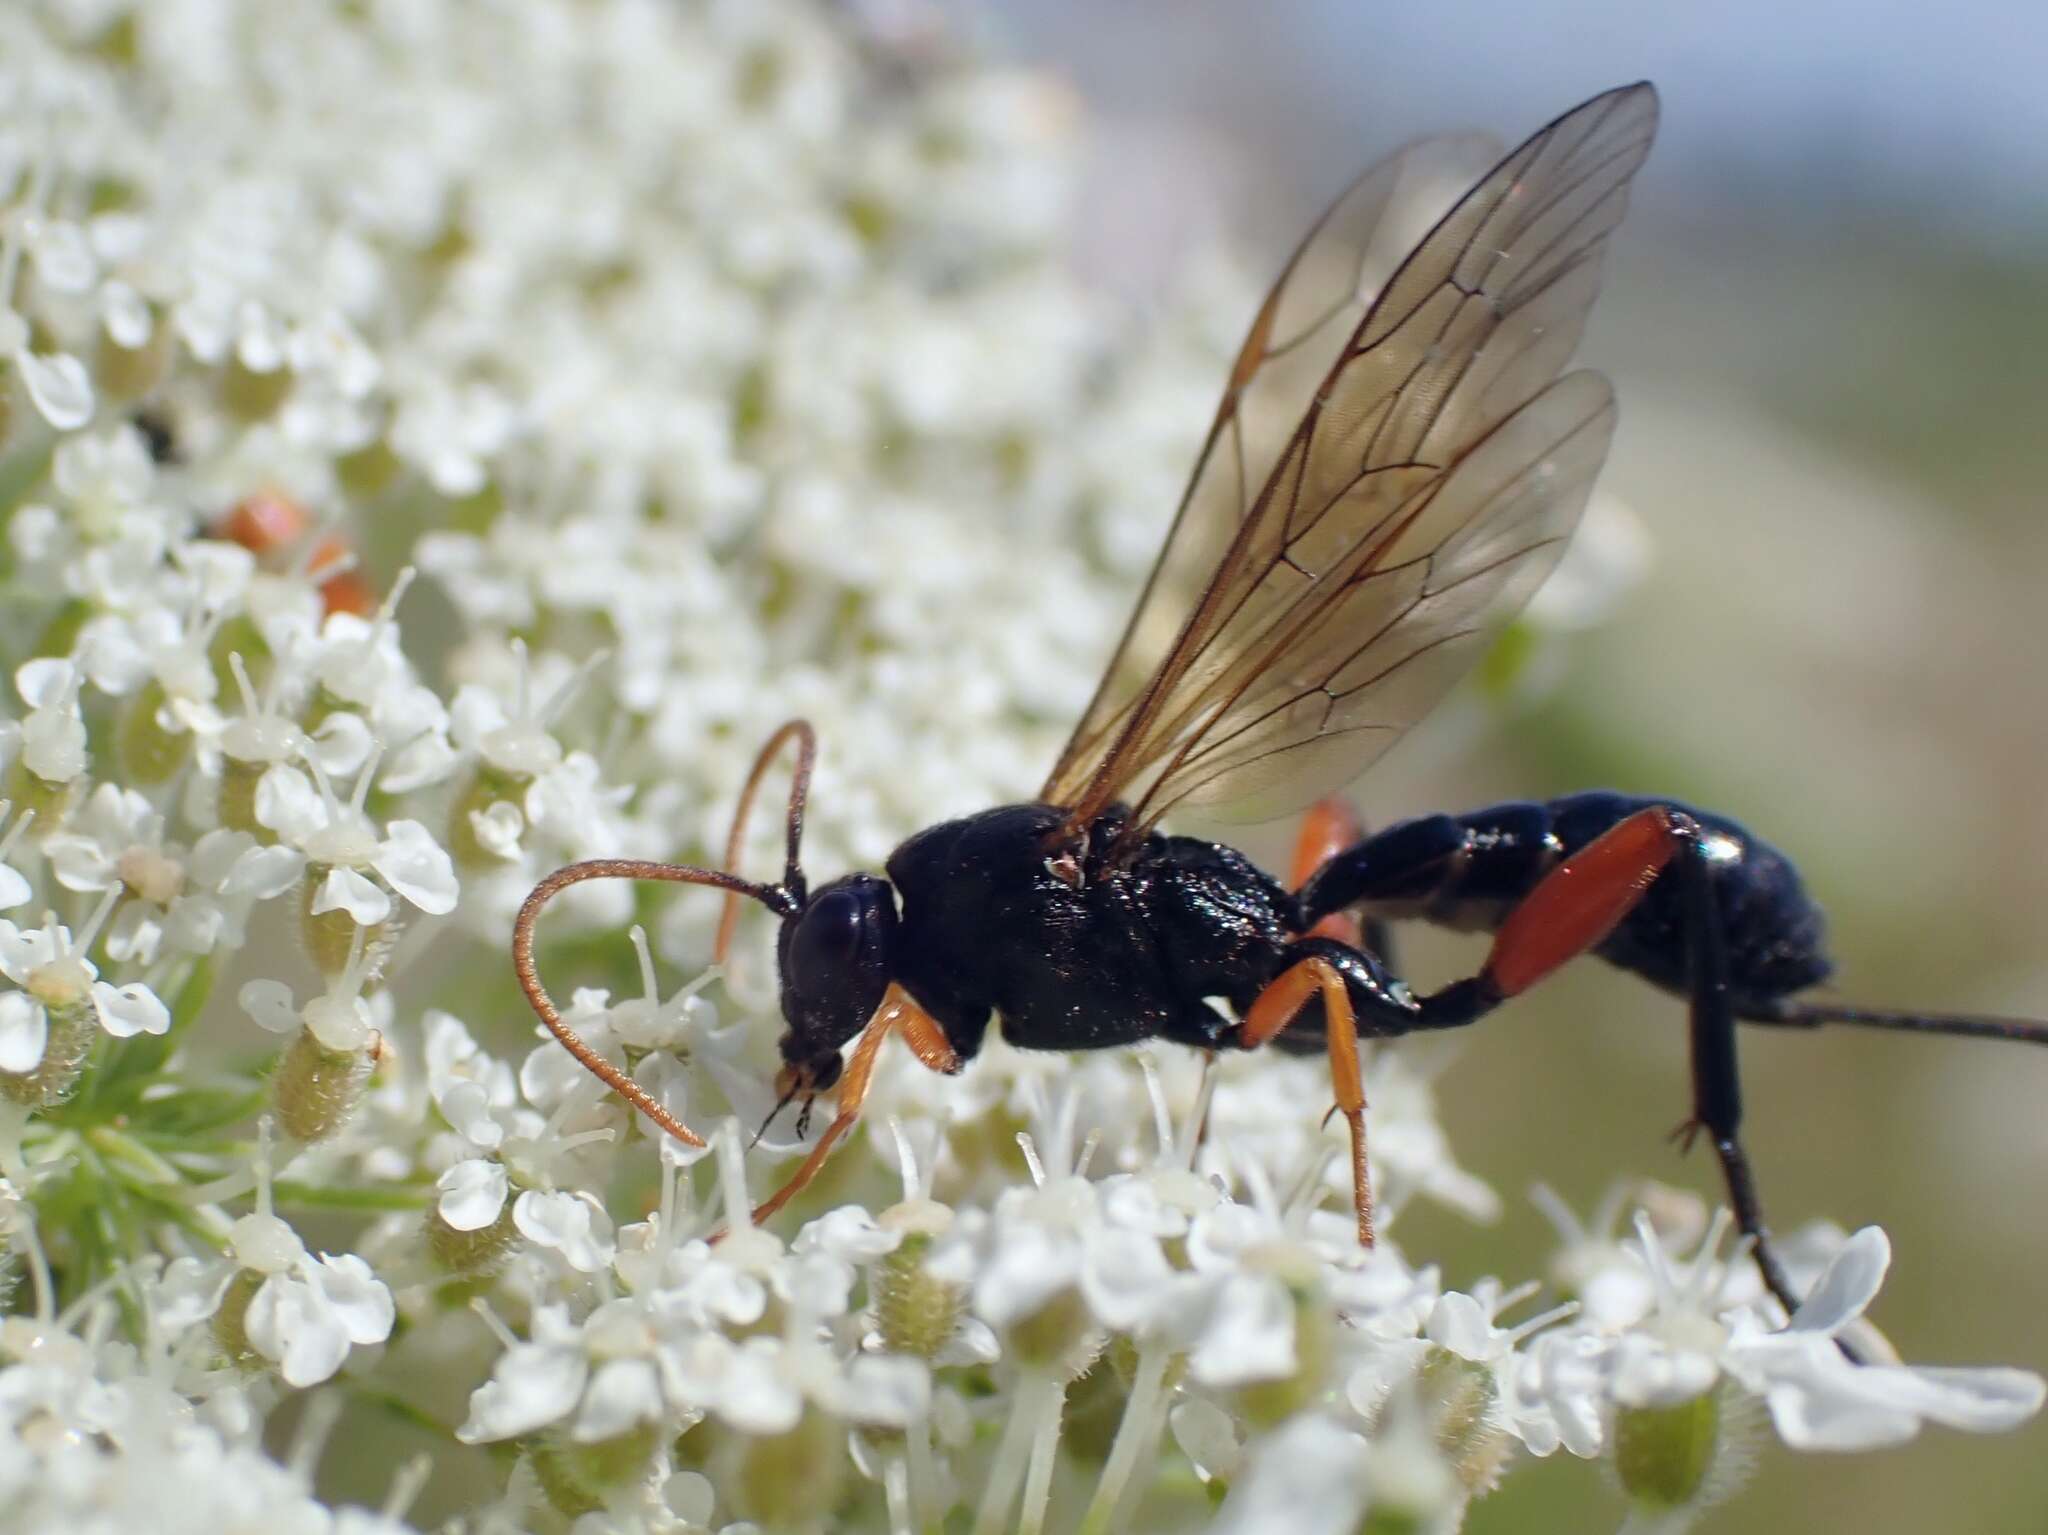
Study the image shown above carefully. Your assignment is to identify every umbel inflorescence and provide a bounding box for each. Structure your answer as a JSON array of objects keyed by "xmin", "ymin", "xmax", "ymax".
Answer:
[{"xmin": 0, "ymin": 3, "xmax": 2037, "ymax": 1533}]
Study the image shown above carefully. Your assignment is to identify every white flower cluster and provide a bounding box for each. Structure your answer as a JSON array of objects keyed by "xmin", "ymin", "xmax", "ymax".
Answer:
[{"xmin": 0, "ymin": 2, "xmax": 2037, "ymax": 1532}]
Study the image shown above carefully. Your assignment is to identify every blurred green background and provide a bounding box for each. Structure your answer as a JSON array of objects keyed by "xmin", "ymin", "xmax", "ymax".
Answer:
[{"xmin": 995, "ymin": 3, "xmax": 2048, "ymax": 1530}]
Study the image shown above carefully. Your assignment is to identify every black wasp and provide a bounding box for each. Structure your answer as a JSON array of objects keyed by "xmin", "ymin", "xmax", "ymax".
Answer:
[{"xmin": 514, "ymin": 83, "xmax": 2044, "ymax": 1316}]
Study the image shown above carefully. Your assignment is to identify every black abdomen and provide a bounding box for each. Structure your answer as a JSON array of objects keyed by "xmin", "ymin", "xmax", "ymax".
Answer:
[{"xmin": 1300, "ymin": 791, "xmax": 1834, "ymax": 1010}]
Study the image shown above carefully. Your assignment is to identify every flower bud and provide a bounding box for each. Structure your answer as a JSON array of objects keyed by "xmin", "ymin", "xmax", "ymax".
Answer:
[
  {"xmin": 873, "ymin": 1233, "xmax": 965, "ymax": 1361},
  {"xmin": 1005, "ymin": 1284, "xmax": 1102, "ymax": 1379},
  {"xmin": 220, "ymin": 355, "xmax": 293, "ymax": 421},
  {"xmin": 718, "ymin": 1408, "xmax": 847, "ymax": 1527},
  {"xmin": 1614, "ymin": 1382, "xmax": 1756, "ymax": 1519},
  {"xmin": 1412, "ymin": 1345, "xmax": 1513, "ymax": 1495},
  {"xmin": 272, "ymin": 1027, "xmax": 373, "ymax": 1141},
  {"xmin": 427, "ymin": 1200, "xmax": 520, "ymax": 1281},
  {"xmin": 118, "ymin": 681, "xmax": 187, "ymax": 785},
  {"xmin": 336, "ymin": 436, "xmax": 401, "ymax": 499},
  {"xmin": 530, "ymin": 1422, "xmax": 660, "ymax": 1518},
  {"xmin": 298, "ymin": 872, "xmax": 393, "ymax": 980},
  {"xmin": 211, "ymin": 1268, "xmax": 267, "ymax": 1370},
  {"xmin": 94, "ymin": 318, "xmax": 169, "ymax": 401},
  {"xmin": 218, "ymin": 757, "xmax": 268, "ymax": 838},
  {"xmin": 446, "ymin": 769, "xmax": 522, "ymax": 871}
]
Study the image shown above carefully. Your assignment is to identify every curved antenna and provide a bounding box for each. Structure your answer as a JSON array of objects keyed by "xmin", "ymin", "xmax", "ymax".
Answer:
[
  {"xmin": 513, "ymin": 859, "xmax": 797, "ymax": 1148},
  {"xmin": 713, "ymin": 719, "xmax": 818, "ymax": 966}
]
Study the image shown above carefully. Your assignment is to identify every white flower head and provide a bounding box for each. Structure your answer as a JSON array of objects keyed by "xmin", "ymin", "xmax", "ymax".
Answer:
[
  {"xmin": 0, "ymin": 899, "xmax": 169, "ymax": 1072},
  {"xmin": 244, "ymin": 1252, "xmax": 396, "ymax": 1388},
  {"xmin": 1720, "ymin": 1227, "xmax": 2046, "ymax": 1450},
  {"xmin": 257, "ymin": 747, "xmax": 458, "ymax": 922},
  {"xmin": 12, "ymin": 658, "xmax": 88, "ymax": 785}
]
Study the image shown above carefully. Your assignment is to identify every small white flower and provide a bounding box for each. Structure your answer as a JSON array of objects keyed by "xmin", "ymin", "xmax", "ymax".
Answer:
[
  {"xmin": 12, "ymin": 659, "xmax": 88, "ymax": 785},
  {"xmin": 459, "ymin": 1305, "xmax": 591, "ymax": 1443},
  {"xmin": 14, "ymin": 349, "xmax": 95, "ymax": 431},
  {"xmin": 514, "ymin": 1188, "xmax": 617, "ymax": 1274},
  {"xmin": 244, "ymin": 1253, "xmax": 396, "ymax": 1388},
  {"xmin": 258, "ymin": 755, "xmax": 459, "ymax": 921},
  {"xmin": 0, "ymin": 906, "xmax": 169, "ymax": 1071},
  {"xmin": 437, "ymin": 1158, "xmax": 511, "ymax": 1231},
  {"xmin": 449, "ymin": 639, "xmax": 608, "ymax": 781},
  {"xmin": 1721, "ymin": 1227, "xmax": 2046, "ymax": 1450},
  {"xmin": 237, "ymin": 930, "xmax": 380, "ymax": 1052},
  {"xmin": 1206, "ymin": 1414, "xmax": 1371, "ymax": 1535}
]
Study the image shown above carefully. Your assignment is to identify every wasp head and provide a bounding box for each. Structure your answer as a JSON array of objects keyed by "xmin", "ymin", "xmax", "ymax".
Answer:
[{"xmin": 771, "ymin": 872, "xmax": 899, "ymax": 1116}]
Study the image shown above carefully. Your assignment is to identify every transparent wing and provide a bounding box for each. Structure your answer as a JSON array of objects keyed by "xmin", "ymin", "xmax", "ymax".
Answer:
[
  {"xmin": 1041, "ymin": 83, "xmax": 1657, "ymax": 848},
  {"xmin": 1041, "ymin": 129, "xmax": 1506, "ymax": 807}
]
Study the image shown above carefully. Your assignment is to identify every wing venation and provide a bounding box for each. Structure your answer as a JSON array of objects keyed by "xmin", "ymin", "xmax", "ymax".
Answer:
[{"xmin": 1040, "ymin": 84, "xmax": 1657, "ymax": 852}]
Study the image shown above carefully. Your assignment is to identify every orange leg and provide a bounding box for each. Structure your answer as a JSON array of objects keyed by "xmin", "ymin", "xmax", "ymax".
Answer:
[
  {"xmin": 1242, "ymin": 958, "xmax": 1373, "ymax": 1246},
  {"xmin": 1483, "ymin": 806, "xmax": 1684, "ymax": 998},
  {"xmin": 1291, "ymin": 798, "xmax": 1365, "ymax": 946},
  {"xmin": 747, "ymin": 983, "xmax": 960, "ymax": 1226}
]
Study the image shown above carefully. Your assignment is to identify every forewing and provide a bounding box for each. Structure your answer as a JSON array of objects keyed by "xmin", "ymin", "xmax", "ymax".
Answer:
[
  {"xmin": 1138, "ymin": 373, "xmax": 1617, "ymax": 825},
  {"xmin": 1039, "ymin": 130, "xmax": 1506, "ymax": 807},
  {"xmin": 1043, "ymin": 83, "xmax": 1657, "ymax": 843}
]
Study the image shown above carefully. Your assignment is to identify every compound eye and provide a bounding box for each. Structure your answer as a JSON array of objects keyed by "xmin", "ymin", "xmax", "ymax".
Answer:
[{"xmin": 790, "ymin": 888, "xmax": 863, "ymax": 979}]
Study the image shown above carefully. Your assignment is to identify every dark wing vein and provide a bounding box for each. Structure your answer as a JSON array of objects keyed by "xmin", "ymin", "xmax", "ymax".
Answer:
[{"xmin": 1039, "ymin": 83, "xmax": 1657, "ymax": 854}]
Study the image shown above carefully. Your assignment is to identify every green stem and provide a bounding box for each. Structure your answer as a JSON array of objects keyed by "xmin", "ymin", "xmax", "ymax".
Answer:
[
  {"xmin": 973, "ymin": 1371, "xmax": 1056, "ymax": 1535},
  {"xmin": 1078, "ymin": 1343, "xmax": 1170, "ymax": 1535},
  {"xmin": 883, "ymin": 1454, "xmax": 914, "ymax": 1535},
  {"xmin": 1017, "ymin": 1377, "xmax": 1067, "ymax": 1535},
  {"xmin": 906, "ymin": 1407, "xmax": 943, "ymax": 1534},
  {"xmin": 86, "ymin": 1123, "xmax": 186, "ymax": 1186}
]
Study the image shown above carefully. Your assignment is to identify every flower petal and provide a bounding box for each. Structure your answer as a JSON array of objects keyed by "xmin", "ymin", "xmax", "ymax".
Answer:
[
  {"xmin": 439, "ymin": 1080, "xmax": 506, "ymax": 1151},
  {"xmin": 373, "ymin": 819, "xmax": 458, "ymax": 914},
  {"xmin": 245, "ymin": 1273, "xmax": 351, "ymax": 1388},
  {"xmin": 253, "ymin": 764, "xmax": 325, "ymax": 841},
  {"xmin": 467, "ymin": 800, "xmax": 524, "ymax": 860},
  {"xmin": 458, "ymin": 1313, "xmax": 588, "ymax": 1442},
  {"xmin": 514, "ymin": 1189, "xmax": 615, "ymax": 1273},
  {"xmin": 239, "ymin": 977, "xmax": 301, "ymax": 1034},
  {"xmin": 1206, "ymin": 1414, "xmax": 1369, "ymax": 1535},
  {"xmin": 1189, "ymin": 1275, "xmax": 1296, "ymax": 1388},
  {"xmin": 93, "ymin": 980, "xmax": 169, "ymax": 1037},
  {"xmin": 156, "ymin": 1256, "xmax": 236, "ymax": 1330},
  {"xmin": 574, "ymin": 1358, "xmax": 665, "ymax": 1442},
  {"xmin": 1788, "ymin": 1226, "xmax": 1889, "ymax": 1335},
  {"xmin": 307, "ymin": 711, "xmax": 374, "ymax": 778},
  {"xmin": 1888, "ymin": 1366, "xmax": 2048, "ymax": 1434},
  {"xmin": 437, "ymin": 1159, "xmax": 510, "ymax": 1230},
  {"xmin": 223, "ymin": 842, "xmax": 306, "ymax": 899},
  {"xmin": 311, "ymin": 865, "xmax": 392, "ymax": 925},
  {"xmin": 18, "ymin": 350, "xmax": 96, "ymax": 430},
  {"xmin": 0, "ymin": 991, "xmax": 49, "ymax": 1072},
  {"xmin": 301, "ymin": 1252, "xmax": 396, "ymax": 1344}
]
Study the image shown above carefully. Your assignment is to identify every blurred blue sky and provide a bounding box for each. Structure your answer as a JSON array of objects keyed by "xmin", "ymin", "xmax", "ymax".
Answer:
[{"xmin": 998, "ymin": 1, "xmax": 2048, "ymax": 241}]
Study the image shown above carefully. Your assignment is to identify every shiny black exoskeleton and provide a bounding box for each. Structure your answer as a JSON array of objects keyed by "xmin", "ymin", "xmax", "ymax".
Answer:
[
  {"xmin": 771, "ymin": 787, "xmax": 2048, "ymax": 1314},
  {"xmin": 780, "ymin": 792, "xmax": 1830, "ymax": 1081},
  {"xmin": 780, "ymin": 802, "xmax": 1389, "ymax": 1078},
  {"xmin": 1296, "ymin": 790, "xmax": 1833, "ymax": 1021}
]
